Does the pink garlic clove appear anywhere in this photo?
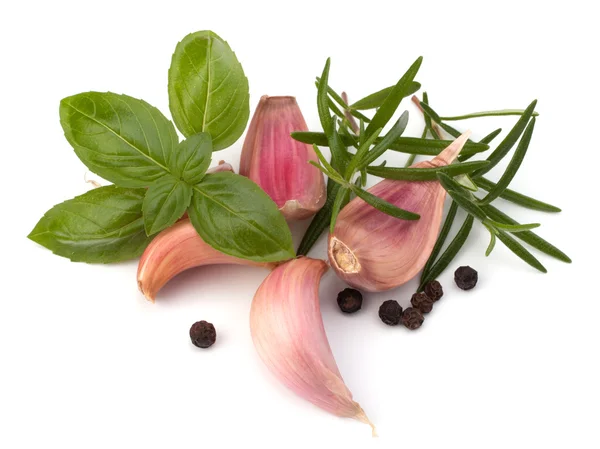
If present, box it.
[250,257,375,434]
[328,132,472,292]
[137,219,272,301]
[240,95,326,220]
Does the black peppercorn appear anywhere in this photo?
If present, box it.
[401,307,424,330]
[189,321,216,348]
[411,292,434,313]
[424,280,444,301]
[337,288,363,313]
[454,266,478,290]
[378,300,403,326]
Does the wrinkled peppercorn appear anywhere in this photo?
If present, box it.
[337,288,363,313]
[411,292,434,313]
[378,300,403,326]
[454,266,478,290]
[424,280,444,301]
[189,321,216,348]
[402,307,424,330]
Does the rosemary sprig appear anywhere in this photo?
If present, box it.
[420,201,458,284]
[351,186,420,220]
[315,77,371,123]
[495,230,547,273]
[367,160,490,181]
[470,100,537,178]
[478,117,535,205]
[475,177,561,212]
[350,81,421,110]
[418,214,474,291]
[364,56,422,139]
[479,128,503,145]
[482,204,571,263]
[291,132,490,156]
[440,109,540,121]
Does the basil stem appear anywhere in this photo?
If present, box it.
[418,214,474,291]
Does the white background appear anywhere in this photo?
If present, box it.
[1,1,599,448]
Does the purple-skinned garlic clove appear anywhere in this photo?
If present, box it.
[328,132,472,292]
[240,96,326,220]
[250,257,375,434]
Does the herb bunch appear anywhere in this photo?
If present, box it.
[28,31,295,264]
[293,57,570,280]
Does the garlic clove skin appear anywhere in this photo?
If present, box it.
[329,132,471,292]
[250,257,375,434]
[137,219,271,302]
[209,160,234,174]
[240,95,326,220]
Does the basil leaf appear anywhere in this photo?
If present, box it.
[188,172,295,262]
[60,92,178,188]
[28,186,152,263]
[168,31,249,150]
[143,175,193,235]
[168,132,213,185]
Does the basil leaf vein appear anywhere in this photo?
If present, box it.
[143,175,193,235]
[168,31,250,150]
[60,92,178,187]
[28,186,152,263]
[188,172,295,262]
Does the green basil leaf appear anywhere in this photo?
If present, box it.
[168,132,213,185]
[168,31,249,150]
[143,175,193,235]
[60,92,179,188]
[188,172,295,262]
[28,186,152,263]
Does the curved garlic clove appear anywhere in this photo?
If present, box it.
[328,132,471,292]
[137,219,270,301]
[209,160,234,174]
[250,257,375,433]
[240,95,326,220]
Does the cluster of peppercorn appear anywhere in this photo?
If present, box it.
[336,265,479,330]
[190,266,479,349]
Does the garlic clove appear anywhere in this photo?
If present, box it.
[240,96,326,220]
[137,219,271,301]
[329,132,471,292]
[250,257,375,434]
